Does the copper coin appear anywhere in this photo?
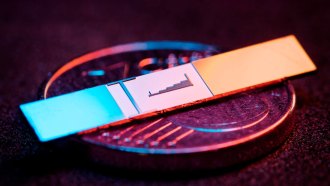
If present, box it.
[42,41,295,171]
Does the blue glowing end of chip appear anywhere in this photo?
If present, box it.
[20,85,124,142]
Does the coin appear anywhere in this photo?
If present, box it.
[42,41,295,171]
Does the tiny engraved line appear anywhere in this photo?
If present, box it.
[127,118,163,139]
[116,125,134,136]
[156,126,182,142]
[143,122,172,140]
[171,129,194,143]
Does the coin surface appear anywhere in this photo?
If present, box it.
[42,41,295,171]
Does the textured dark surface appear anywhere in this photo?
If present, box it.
[0,0,329,185]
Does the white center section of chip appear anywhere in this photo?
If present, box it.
[106,84,139,118]
[123,64,213,113]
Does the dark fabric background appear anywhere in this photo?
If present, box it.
[0,0,329,185]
